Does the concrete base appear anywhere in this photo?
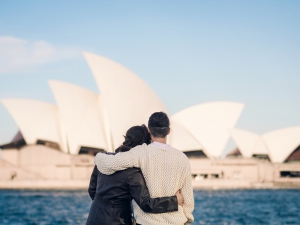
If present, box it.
[0,180,90,190]
[1,147,300,190]
[192,179,300,189]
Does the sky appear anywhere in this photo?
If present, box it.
[0,1,299,155]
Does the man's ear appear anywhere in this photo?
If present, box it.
[167,128,171,135]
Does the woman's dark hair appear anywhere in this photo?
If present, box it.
[115,124,151,153]
[148,112,170,138]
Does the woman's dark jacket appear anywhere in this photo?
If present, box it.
[86,165,178,225]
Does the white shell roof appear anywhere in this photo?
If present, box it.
[252,137,269,155]
[230,127,300,163]
[229,129,260,158]
[263,127,300,163]
[1,99,66,152]
[48,80,108,155]
[9,53,294,160]
[169,120,203,153]
[172,101,244,158]
[83,52,167,148]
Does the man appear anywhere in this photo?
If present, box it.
[95,112,194,225]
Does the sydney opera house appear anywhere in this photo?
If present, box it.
[0,52,300,189]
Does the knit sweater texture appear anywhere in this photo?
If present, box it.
[95,143,194,225]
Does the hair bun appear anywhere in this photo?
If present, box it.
[116,125,151,153]
[148,112,170,128]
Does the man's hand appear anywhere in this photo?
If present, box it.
[176,190,184,206]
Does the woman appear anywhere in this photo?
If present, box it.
[87,125,183,225]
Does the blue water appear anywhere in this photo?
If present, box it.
[1,189,300,225]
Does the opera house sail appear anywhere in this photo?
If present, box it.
[0,52,300,189]
[1,99,65,152]
[83,52,168,150]
[48,80,108,155]
[229,127,300,163]
[172,102,244,158]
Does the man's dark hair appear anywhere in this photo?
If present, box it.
[148,112,170,138]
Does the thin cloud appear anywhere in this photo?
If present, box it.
[0,36,81,74]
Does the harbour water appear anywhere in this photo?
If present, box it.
[1,189,300,225]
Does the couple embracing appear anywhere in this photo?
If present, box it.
[86,112,194,225]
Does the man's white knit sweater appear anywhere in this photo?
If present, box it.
[95,142,194,225]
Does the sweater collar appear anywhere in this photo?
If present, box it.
[151,141,172,149]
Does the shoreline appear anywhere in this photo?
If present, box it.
[1,180,300,190]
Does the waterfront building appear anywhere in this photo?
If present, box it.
[0,52,300,189]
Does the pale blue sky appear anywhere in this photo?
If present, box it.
[0,1,299,155]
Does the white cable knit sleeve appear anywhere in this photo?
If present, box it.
[181,159,194,223]
[94,145,143,175]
